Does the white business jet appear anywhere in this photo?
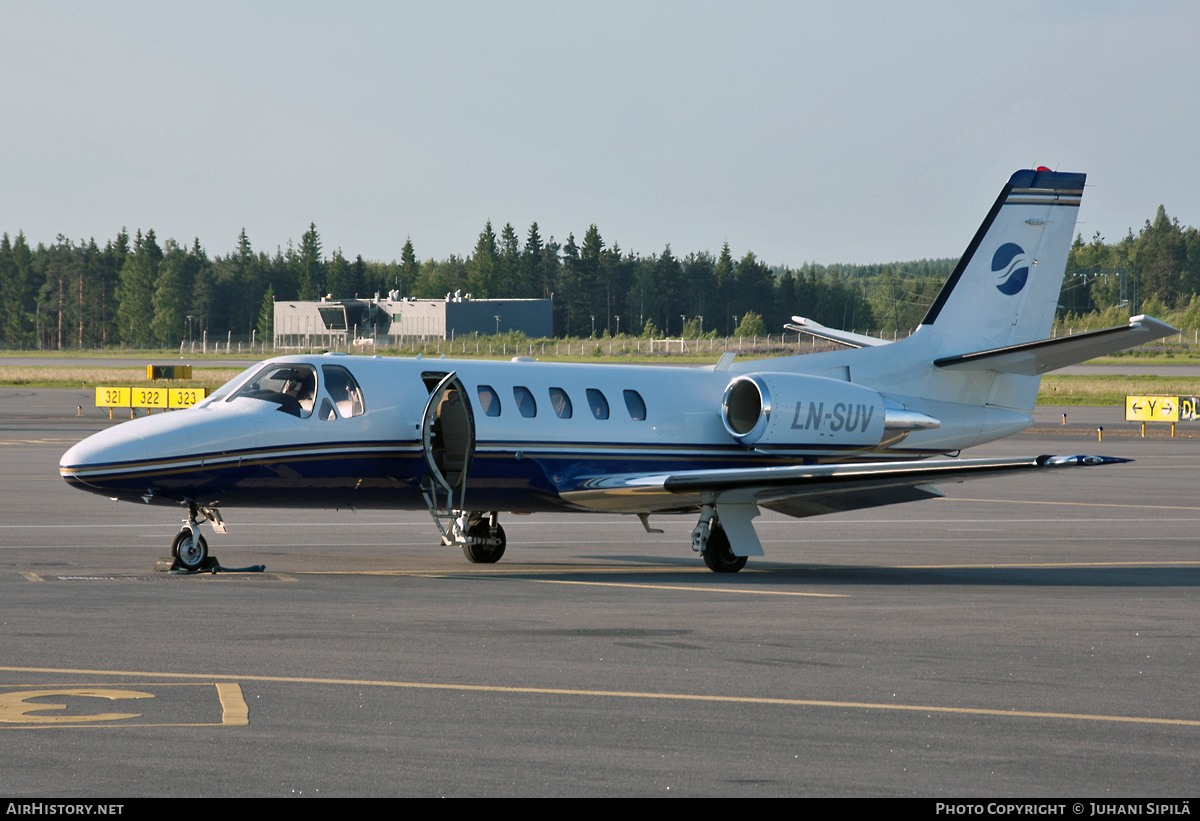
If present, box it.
[60,169,1174,572]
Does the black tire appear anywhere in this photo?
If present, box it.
[701,524,747,573]
[172,529,209,571]
[461,521,506,564]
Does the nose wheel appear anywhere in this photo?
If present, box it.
[171,528,209,571]
[168,502,223,572]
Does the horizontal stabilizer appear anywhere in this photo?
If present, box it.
[559,454,1129,515]
[785,316,891,349]
[933,315,1177,375]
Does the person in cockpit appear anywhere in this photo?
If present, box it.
[279,368,316,417]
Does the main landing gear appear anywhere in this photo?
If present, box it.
[700,524,748,573]
[690,504,752,573]
[462,514,506,564]
[424,508,506,564]
[170,502,224,572]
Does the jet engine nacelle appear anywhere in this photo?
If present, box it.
[721,372,888,448]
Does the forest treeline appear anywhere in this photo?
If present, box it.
[1,204,1196,350]
[1057,205,1200,329]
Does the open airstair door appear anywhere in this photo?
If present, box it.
[419,371,505,563]
[421,372,476,504]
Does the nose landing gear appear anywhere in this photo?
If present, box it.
[171,528,209,571]
[169,503,224,572]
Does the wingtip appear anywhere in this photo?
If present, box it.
[1037,454,1133,467]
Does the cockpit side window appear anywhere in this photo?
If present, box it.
[322,365,365,418]
[228,363,318,418]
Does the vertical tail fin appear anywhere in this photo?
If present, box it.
[916,168,1084,355]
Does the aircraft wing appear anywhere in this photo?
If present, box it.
[933,315,1176,375]
[556,454,1128,516]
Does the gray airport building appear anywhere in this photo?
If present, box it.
[273,293,553,347]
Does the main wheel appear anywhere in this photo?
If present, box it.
[462,521,506,564]
[171,529,209,571]
[701,524,747,573]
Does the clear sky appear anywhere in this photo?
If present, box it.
[3,1,1197,269]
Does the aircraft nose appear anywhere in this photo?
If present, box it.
[59,414,193,498]
[60,427,149,498]
[61,426,149,471]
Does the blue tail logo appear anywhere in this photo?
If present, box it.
[993,243,1029,295]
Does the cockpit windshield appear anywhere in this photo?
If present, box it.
[194,363,260,409]
[228,363,318,418]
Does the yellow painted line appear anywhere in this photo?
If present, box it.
[215,682,249,726]
[516,577,845,597]
[300,565,806,576]
[16,573,298,583]
[946,497,1200,512]
[298,568,844,597]
[0,438,82,446]
[893,560,1200,570]
[0,666,1194,729]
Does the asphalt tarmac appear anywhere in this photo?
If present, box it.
[1,391,1198,797]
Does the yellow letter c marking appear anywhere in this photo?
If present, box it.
[0,688,154,723]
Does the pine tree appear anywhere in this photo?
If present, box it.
[497,223,520,296]
[1135,206,1188,307]
[117,230,158,347]
[399,239,419,295]
[325,249,353,298]
[468,221,498,297]
[257,284,275,342]
[715,242,735,334]
[1,233,36,348]
[152,243,188,346]
[520,222,544,299]
[655,245,683,335]
[579,225,604,336]
[558,233,579,337]
[298,223,323,300]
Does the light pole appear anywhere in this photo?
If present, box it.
[614,315,620,336]
[494,316,500,335]
[591,315,595,337]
